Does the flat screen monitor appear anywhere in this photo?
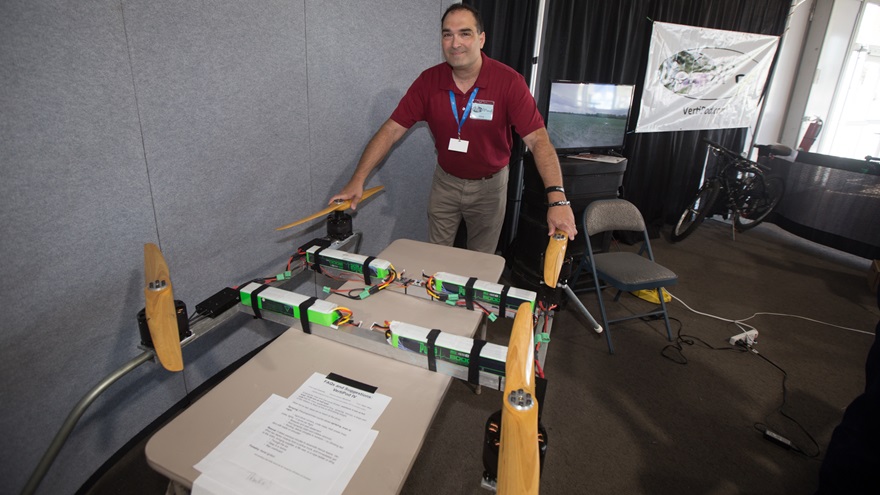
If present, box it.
[545,81,635,155]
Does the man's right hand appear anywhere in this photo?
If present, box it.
[330,119,406,210]
[329,182,364,209]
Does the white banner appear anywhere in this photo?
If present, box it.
[634,22,779,133]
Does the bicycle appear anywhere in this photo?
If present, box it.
[670,138,790,242]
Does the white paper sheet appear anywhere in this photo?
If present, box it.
[193,373,389,495]
[194,431,377,495]
[194,395,295,495]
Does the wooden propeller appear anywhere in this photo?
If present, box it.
[275,185,385,231]
[497,302,540,495]
[543,230,568,288]
[143,243,184,372]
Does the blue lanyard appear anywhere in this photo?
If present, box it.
[449,88,479,140]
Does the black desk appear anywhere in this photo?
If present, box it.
[763,152,880,259]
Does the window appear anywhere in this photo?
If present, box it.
[800,0,880,159]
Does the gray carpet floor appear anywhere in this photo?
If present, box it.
[86,219,879,494]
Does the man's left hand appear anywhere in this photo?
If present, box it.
[547,205,577,240]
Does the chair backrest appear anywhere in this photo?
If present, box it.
[583,199,646,236]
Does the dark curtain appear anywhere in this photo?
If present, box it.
[479,0,791,229]
[467,0,541,250]
[468,0,540,78]
[468,0,540,166]
[539,0,790,227]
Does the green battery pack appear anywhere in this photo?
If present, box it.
[387,321,508,376]
[305,247,393,281]
[239,283,341,327]
[432,272,536,318]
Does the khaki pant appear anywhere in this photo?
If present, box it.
[427,164,508,254]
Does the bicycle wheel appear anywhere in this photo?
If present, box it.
[735,176,785,231]
[671,180,721,242]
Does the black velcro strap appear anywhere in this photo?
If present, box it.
[464,277,478,311]
[468,339,488,384]
[425,329,441,372]
[362,256,376,285]
[298,297,318,334]
[310,247,326,274]
[249,284,272,319]
[498,285,510,319]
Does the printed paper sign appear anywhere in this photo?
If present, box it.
[635,22,779,133]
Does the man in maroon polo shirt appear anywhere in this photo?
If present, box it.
[330,3,576,254]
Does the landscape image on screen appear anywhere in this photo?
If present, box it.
[546,82,634,152]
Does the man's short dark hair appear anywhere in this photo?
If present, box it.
[441,3,484,33]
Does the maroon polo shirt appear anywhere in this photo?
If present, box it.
[390,52,545,180]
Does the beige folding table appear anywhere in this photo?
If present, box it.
[145,239,506,494]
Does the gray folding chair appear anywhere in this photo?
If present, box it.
[571,199,677,354]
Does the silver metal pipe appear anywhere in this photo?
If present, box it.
[561,284,603,334]
[21,351,155,495]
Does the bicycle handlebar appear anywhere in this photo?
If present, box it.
[702,138,737,158]
[702,138,755,165]
[702,138,792,159]
[702,138,774,173]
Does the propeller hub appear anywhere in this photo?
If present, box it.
[507,388,534,411]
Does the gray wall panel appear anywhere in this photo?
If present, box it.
[0,1,185,493]
[306,0,444,256]
[1,0,443,493]
[123,0,316,390]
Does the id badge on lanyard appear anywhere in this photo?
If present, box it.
[448,88,478,153]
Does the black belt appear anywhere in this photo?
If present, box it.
[443,166,506,181]
[464,172,495,180]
